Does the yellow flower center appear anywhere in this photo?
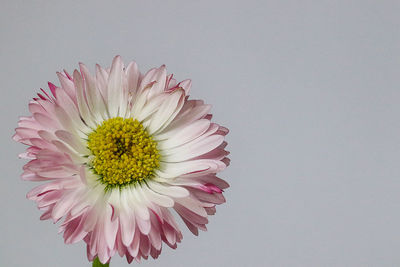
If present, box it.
[87,117,160,187]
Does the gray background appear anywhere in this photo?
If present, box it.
[0,0,399,266]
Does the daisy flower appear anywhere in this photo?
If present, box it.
[13,56,230,265]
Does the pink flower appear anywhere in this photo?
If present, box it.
[14,56,230,264]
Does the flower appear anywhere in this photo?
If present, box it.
[13,56,230,264]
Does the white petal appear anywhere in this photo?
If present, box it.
[125,187,150,221]
[177,79,192,94]
[146,89,184,134]
[107,56,125,117]
[53,105,89,138]
[126,61,140,99]
[156,104,211,140]
[55,130,89,155]
[175,197,207,217]
[129,87,150,120]
[57,72,76,102]
[147,65,166,99]
[156,159,225,179]
[151,91,185,135]
[80,63,107,123]
[104,204,118,249]
[136,93,168,122]
[156,119,210,150]
[127,228,140,257]
[33,112,58,130]
[147,181,189,198]
[119,206,136,246]
[139,66,166,99]
[73,70,96,128]
[95,64,109,105]
[142,185,174,207]
[51,189,81,221]
[51,140,86,164]
[162,135,224,162]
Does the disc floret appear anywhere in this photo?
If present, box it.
[87,117,160,187]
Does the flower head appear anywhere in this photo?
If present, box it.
[14,56,230,264]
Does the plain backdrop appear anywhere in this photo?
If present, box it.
[1,1,400,266]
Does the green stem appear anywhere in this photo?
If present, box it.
[92,257,110,267]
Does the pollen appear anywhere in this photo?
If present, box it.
[87,117,160,187]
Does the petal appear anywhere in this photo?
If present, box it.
[107,55,125,117]
[55,130,89,155]
[156,119,210,150]
[146,89,184,134]
[139,65,166,99]
[57,72,76,103]
[162,135,224,162]
[126,61,140,99]
[73,70,96,128]
[156,103,211,140]
[147,181,189,198]
[96,64,109,102]
[80,63,107,122]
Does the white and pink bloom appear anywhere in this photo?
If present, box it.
[14,56,230,264]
